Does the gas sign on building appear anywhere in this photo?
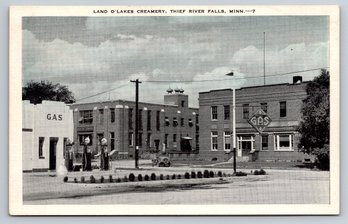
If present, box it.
[248,109,272,133]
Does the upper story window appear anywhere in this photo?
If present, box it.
[181,100,185,107]
[128,108,133,130]
[211,106,218,120]
[261,103,268,113]
[280,101,287,117]
[243,104,249,119]
[110,108,115,123]
[173,117,178,127]
[79,110,93,124]
[138,109,143,130]
[156,111,161,131]
[181,118,184,127]
[224,105,230,120]
[147,110,152,131]
[98,109,104,124]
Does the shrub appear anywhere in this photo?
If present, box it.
[109,175,113,183]
[184,172,190,179]
[123,176,128,182]
[90,175,96,183]
[144,175,150,181]
[151,173,156,181]
[171,174,176,180]
[129,173,135,182]
[313,146,330,170]
[63,176,68,182]
[159,174,164,180]
[197,171,203,178]
[166,175,170,180]
[203,170,210,178]
[116,178,121,183]
[177,174,181,179]
[235,171,247,177]
[209,171,214,178]
[138,174,143,181]
[217,171,222,177]
[223,173,226,177]
[191,171,196,179]
[254,170,260,175]
[81,176,85,183]
[259,169,266,175]
[74,177,78,183]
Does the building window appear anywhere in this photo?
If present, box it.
[165,116,170,126]
[165,134,168,147]
[156,111,161,131]
[211,106,218,120]
[224,131,231,151]
[110,132,115,151]
[98,109,104,124]
[79,110,93,124]
[211,131,218,151]
[181,118,184,127]
[128,108,133,130]
[78,134,93,146]
[195,134,199,151]
[147,133,151,148]
[138,133,143,147]
[188,118,193,127]
[261,134,268,150]
[173,134,177,142]
[243,104,249,119]
[147,110,152,131]
[261,103,267,113]
[128,132,133,146]
[224,105,230,120]
[280,101,287,117]
[181,100,185,107]
[196,114,199,124]
[138,109,143,130]
[173,117,178,127]
[38,137,44,158]
[110,108,115,123]
[275,134,294,151]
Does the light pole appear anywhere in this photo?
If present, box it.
[226,72,237,173]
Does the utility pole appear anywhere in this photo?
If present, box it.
[130,79,142,169]
[263,32,266,86]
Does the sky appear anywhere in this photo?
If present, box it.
[22,16,329,107]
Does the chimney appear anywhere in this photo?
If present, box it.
[293,76,302,84]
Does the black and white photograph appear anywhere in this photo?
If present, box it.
[9,5,339,215]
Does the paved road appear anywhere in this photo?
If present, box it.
[24,167,329,205]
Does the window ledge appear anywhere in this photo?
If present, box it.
[39,156,45,159]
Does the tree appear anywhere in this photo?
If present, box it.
[22,80,76,104]
[298,69,330,170]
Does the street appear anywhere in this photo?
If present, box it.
[23,160,329,205]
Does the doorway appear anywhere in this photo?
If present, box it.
[154,139,160,152]
[49,137,58,170]
[238,135,255,156]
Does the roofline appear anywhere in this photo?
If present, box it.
[199,81,309,94]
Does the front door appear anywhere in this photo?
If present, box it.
[154,140,160,152]
[49,137,58,170]
[238,135,255,157]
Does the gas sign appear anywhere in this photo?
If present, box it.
[248,109,272,133]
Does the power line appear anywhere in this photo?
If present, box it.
[75,83,129,102]
[142,67,329,83]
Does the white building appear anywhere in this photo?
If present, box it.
[22,100,73,171]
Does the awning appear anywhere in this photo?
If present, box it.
[181,137,192,140]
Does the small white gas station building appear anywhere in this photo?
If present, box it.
[22,100,73,172]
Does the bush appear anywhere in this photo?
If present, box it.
[144,175,150,181]
[74,177,78,183]
[151,173,156,181]
[177,174,181,179]
[209,171,214,178]
[253,170,259,175]
[159,174,164,180]
[100,176,104,183]
[109,175,113,183]
[223,173,226,177]
[184,172,190,179]
[235,171,247,176]
[129,173,135,182]
[313,146,330,170]
[217,171,222,177]
[197,171,203,178]
[166,175,170,180]
[191,171,196,179]
[171,174,176,180]
[203,170,210,178]
[90,175,96,183]
[259,169,266,175]
[63,176,68,182]
[116,178,121,183]
[123,176,128,182]
[138,174,143,181]
[81,176,85,183]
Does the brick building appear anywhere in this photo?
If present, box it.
[70,89,199,159]
[198,78,311,162]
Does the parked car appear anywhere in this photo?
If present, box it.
[152,155,171,167]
